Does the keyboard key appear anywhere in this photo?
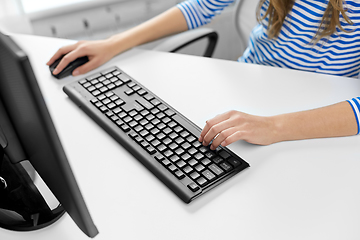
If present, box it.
[168,121,177,128]
[120,124,131,132]
[139,130,149,137]
[180,131,190,138]
[151,99,161,106]
[99,86,109,93]
[188,159,198,166]
[156,112,166,119]
[118,74,131,83]
[201,158,211,166]
[169,143,178,150]
[205,151,216,159]
[151,139,161,147]
[174,126,183,133]
[158,104,168,111]
[162,159,171,166]
[196,177,208,187]
[188,148,197,155]
[194,153,204,160]
[188,183,200,192]
[181,142,191,150]
[168,164,177,172]
[137,89,147,96]
[212,156,223,164]
[128,132,138,139]
[125,89,135,95]
[190,172,200,180]
[175,148,185,156]
[163,138,172,145]
[192,141,202,148]
[186,135,196,143]
[150,128,160,135]
[145,135,155,142]
[146,146,156,155]
[165,109,175,117]
[127,82,136,88]
[188,182,200,192]
[219,150,231,159]
[105,92,114,97]
[181,153,191,161]
[220,162,233,172]
[176,160,186,168]
[136,98,154,110]
[175,170,185,180]
[163,150,173,158]
[151,108,160,115]
[202,170,216,181]
[208,164,224,176]
[183,166,193,174]
[144,94,154,101]
[175,137,185,144]
[132,85,141,91]
[227,158,242,167]
[157,144,167,152]
[170,155,180,163]
[169,132,178,140]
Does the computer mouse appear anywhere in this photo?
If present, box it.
[49,55,89,79]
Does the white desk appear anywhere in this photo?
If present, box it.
[1,34,360,240]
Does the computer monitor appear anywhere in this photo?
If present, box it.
[0,32,98,238]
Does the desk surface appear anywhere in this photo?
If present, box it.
[1,34,360,240]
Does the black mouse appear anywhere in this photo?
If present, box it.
[49,55,89,79]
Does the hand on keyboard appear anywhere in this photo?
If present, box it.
[199,110,279,148]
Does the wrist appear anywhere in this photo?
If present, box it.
[269,115,287,143]
[105,35,128,57]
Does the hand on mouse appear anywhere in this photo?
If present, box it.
[199,110,279,148]
[47,39,118,76]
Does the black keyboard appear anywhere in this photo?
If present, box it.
[63,67,249,203]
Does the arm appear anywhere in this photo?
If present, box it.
[199,101,359,149]
[47,7,188,76]
[47,0,235,76]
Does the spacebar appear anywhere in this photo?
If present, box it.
[172,115,201,138]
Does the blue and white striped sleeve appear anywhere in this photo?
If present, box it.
[347,97,360,134]
[177,0,235,30]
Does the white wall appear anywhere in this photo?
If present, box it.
[0,0,244,61]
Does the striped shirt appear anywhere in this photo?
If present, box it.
[177,0,360,134]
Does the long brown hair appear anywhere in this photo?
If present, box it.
[256,0,353,42]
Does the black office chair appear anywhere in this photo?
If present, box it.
[153,0,258,58]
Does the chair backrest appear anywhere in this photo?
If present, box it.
[233,0,259,53]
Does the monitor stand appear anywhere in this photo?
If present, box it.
[0,145,65,231]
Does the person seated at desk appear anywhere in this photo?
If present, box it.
[47,0,360,148]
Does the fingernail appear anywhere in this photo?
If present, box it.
[202,141,207,146]
[73,70,80,76]
[210,145,215,150]
[198,136,203,142]
[53,69,59,74]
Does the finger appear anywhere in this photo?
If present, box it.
[220,131,244,147]
[72,58,100,76]
[52,50,84,75]
[209,127,238,150]
[199,111,232,142]
[46,44,77,66]
[202,118,235,146]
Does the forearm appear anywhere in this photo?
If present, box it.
[107,7,188,56]
[273,101,358,142]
